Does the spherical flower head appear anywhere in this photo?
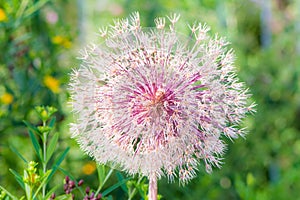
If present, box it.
[69,12,255,184]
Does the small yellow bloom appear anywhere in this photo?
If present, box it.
[1,93,13,104]
[52,35,72,48]
[62,39,72,48]
[0,8,7,22]
[52,35,64,44]
[82,162,96,175]
[43,75,60,93]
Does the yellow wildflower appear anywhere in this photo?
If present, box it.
[62,39,72,48]
[52,35,72,48]
[43,75,60,93]
[82,162,96,175]
[0,8,7,22]
[52,35,64,44]
[1,93,13,104]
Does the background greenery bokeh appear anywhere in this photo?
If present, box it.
[1,0,300,199]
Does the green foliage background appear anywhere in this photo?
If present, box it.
[1,0,300,199]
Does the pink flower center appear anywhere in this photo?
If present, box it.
[146,89,166,119]
[130,86,173,126]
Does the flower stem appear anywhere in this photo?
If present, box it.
[128,176,144,200]
[95,168,114,195]
[148,174,157,200]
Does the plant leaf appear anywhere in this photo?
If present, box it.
[116,172,128,193]
[54,194,73,200]
[32,170,51,199]
[24,170,31,200]
[97,164,106,188]
[45,185,60,199]
[9,169,25,189]
[107,195,113,200]
[46,132,59,162]
[47,147,70,182]
[24,0,51,18]
[101,177,131,197]
[28,130,42,161]
[9,146,27,163]
[58,167,84,195]
[0,186,18,200]
[23,120,40,134]
[58,167,77,181]
[48,116,56,128]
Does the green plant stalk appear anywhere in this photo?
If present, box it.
[24,171,32,200]
[24,0,51,18]
[0,186,18,200]
[32,170,51,199]
[42,120,47,198]
[16,0,29,18]
[26,185,32,200]
[128,176,144,200]
[95,168,114,195]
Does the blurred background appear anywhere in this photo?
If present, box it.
[0,0,300,199]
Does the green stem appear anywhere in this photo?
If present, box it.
[95,168,114,195]
[16,0,29,18]
[128,176,144,200]
[29,186,32,200]
[42,120,47,198]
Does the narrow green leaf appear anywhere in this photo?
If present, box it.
[97,164,106,188]
[9,146,27,163]
[107,195,113,200]
[32,170,51,199]
[45,185,60,199]
[58,167,77,181]
[9,169,25,189]
[23,120,40,134]
[24,0,51,18]
[58,167,84,195]
[46,132,59,162]
[15,0,29,18]
[48,116,56,128]
[0,186,18,200]
[102,177,131,197]
[47,147,70,182]
[28,130,42,161]
[24,171,31,200]
[96,167,114,195]
[54,194,73,200]
[116,172,128,193]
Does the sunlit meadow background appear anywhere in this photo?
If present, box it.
[0,0,300,199]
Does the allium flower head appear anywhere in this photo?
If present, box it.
[69,12,255,184]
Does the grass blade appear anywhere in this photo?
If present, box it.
[58,167,84,195]
[47,147,70,182]
[45,184,60,199]
[24,0,51,18]
[116,172,128,193]
[0,186,18,200]
[23,120,40,134]
[48,116,56,128]
[101,177,131,197]
[28,130,42,161]
[97,164,106,188]
[9,169,25,189]
[9,146,27,163]
[32,170,51,199]
[46,132,59,162]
